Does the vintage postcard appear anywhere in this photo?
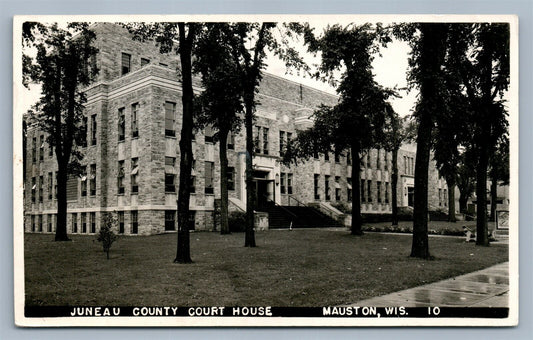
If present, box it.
[13,14,519,327]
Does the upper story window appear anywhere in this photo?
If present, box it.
[118,108,125,142]
[227,167,235,191]
[205,161,214,194]
[131,157,139,194]
[117,161,125,195]
[81,117,88,147]
[254,126,269,155]
[204,125,215,143]
[131,103,139,138]
[121,53,131,75]
[165,102,176,137]
[141,58,150,67]
[90,164,96,196]
[227,132,235,150]
[39,135,44,161]
[32,137,36,163]
[91,114,97,145]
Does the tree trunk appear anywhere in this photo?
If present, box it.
[174,23,195,263]
[244,98,256,247]
[475,146,490,246]
[219,129,230,234]
[447,179,456,222]
[410,23,448,259]
[54,164,70,241]
[350,142,363,235]
[391,147,399,226]
[489,174,498,222]
[459,191,469,214]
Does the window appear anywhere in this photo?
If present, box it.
[90,164,96,196]
[313,144,319,160]
[90,212,96,233]
[205,161,214,194]
[130,103,139,138]
[404,156,408,174]
[159,62,168,67]
[335,176,341,201]
[81,213,87,233]
[165,210,175,231]
[48,172,53,200]
[204,125,215,143]
[385,182,390,203]
[280,131,285,155]
[254,126,269,154]
[262,127,269,154]
[335,149,341,163]
[31,215,35,232]
[81,117,88,147]
[227,132,235,150]
[118,108,125,141]
[361,179,366,203]
[366,153,371,168]
[287,173,293,195]
[91,114,97,145]
[314,174,320,200]
[367,180,372,202]
[324,152,329,162]
[49,140,53,157]
[325,175,331,201]
[280,172,286,194]
[32,137,36,163]
[39,135,44,161]
[444,189,448,207]
[165,174,175,193]
[117,161,125,194]
[377,181,382,203]
[347,178,352,202]
[131,158,138,194]
[54,171,57,199]
[48,214,53,232]
[347,150,352,165]
[81,166,87,197]
[377,149,381,169]
[38,215,43,232]
[227,167,235,191]
[131,210,138,234]
[121,52,131,75]
[165,102,176,137]
[384,152,388,171]
[118,211,124,234]
[188,211,196,230]
[439,188,442,206]
[31,177,36,203]
[38,176,43,202]
[141,58,150,67]
[165,157,176,193]
[72,213,77,233]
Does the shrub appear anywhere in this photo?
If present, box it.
[97,213,118,260]
[228,211,246,232]
[331,202,352,214]
[429,209,449,221]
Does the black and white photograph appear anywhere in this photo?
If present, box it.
[13,14,518,327]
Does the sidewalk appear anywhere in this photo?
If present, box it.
[348,262,509,307]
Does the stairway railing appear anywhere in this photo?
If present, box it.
[288,195,306,207]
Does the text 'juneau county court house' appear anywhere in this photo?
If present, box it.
[24,23,506,235]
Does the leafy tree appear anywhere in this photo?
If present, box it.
[97,213,118,260]
[126,22,200,263]
[394,23,450,259]
[381,109,416,226]
[489,137,509,221]
[285,23,393,235]
[457,23,510,246]
[194,24,245,235]
[456,148,477,215]
[220,23,307,247]
[23,22,98,241]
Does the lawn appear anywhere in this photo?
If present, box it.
[24,229,508,307]
[362,221,497,235]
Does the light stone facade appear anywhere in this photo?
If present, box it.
[24,23,448,235]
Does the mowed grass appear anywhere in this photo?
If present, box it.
[364,221,496,234]
[25,229,508,307]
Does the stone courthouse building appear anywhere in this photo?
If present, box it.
[24,23,450,235]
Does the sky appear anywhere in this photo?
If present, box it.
[20,22,418,118]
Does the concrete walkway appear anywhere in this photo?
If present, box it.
[349,262,509,307]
